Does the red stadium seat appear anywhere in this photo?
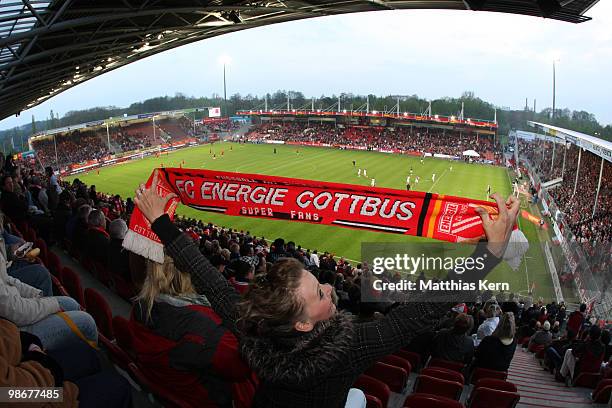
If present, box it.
[365,361,408,393]
[427,358,466,374]
[126,362,196,408]
[84,288,113,339]
[379,354,412,375]
[365,394,383,408]
[45,251,62,277]
[467,387,520,408]
[113,274,137,301]
[395,350,422,372]
[112,316,134,355]
[60,266,85,307]
[50,274,69,297]
[421,367,464,385]
[33,238,48,265]
[353,374,391,408]
[413,375,463,401]
[404,393,465,408]
[92,260,112,287]
[469,367,508,384]
[473,378,516,393]
[592,379,612,403]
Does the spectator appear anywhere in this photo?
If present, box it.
[133,180,518,407]
[108,219,131,282]
[559,325,605,384]
[86,209,109,265]
[133,257,250,407]
[473,312,517,372]
[529,320,553,348]
[545,329,579,374]
[475,301,500,345]
[567,304,587,336]
[0,251,97,351]
[431,313,475,364]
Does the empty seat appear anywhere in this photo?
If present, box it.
[473,378,516,393]
[379,354,412,376]
[354,374,391,408]
[60,266,85,307]
[467,387,520,408]
[84,288,113,339]
[421,367,464,385]
[365,361,408,393]
[427,358,466,374]
[395,350,422,372]
[33,238,48,265]
[470,367,508,384]
[413,375,463,401]
[46,251,62,277]
[404,393,465,408]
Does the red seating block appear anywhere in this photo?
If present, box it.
[354,374,391,408]
[395,350,422,372]
[467,387,520,408]
[413,375,463,401]
[379,354,412,376]
[427,358,466,374]
[470,367,508,384]
[60,266,85,307]
[404,393,465,408]
[365,361,408,393]
[421,367,464,385]
[84,288,113,339]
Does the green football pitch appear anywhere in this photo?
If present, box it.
[67,141,555,301]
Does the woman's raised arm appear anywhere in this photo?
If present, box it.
[134,178,241,333]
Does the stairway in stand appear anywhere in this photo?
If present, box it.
[509,348,602,408]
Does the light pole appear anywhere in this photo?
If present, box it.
[552,59,560,121]
[219,55,231,117]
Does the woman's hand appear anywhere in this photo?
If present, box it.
[133,170,177,224]
[475,193,520,258]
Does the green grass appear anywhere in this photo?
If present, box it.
[68,142,554,300]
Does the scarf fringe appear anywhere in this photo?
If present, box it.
[122,229,164,263]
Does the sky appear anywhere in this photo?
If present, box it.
[1,2,611,131]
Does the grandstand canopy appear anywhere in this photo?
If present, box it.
[0,0,600,121]
[528,121,612,163]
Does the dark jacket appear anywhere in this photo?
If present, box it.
[107,238,130,281]
[86,227,110,265]
[431,328,475,364]
[152,215,500,408]
[474,336,517,372]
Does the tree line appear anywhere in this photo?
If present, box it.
[1,90,610,152]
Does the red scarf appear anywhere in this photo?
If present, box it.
[123,168,501,263]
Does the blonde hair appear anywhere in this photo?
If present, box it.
[136,256,196,322]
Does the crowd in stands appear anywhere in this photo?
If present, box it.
[0,155,133,406]
[521,139,612,250]
[32,130,111,169]
[246,122,501,161]
[1,149,610,407]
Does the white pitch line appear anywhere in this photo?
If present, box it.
[427,169,448,193]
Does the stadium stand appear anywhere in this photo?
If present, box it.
[1,154,609,407]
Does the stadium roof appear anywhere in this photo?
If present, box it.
[528,121,612,163]
[0,0,600,122]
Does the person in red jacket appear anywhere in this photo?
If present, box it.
[567,304,587,336]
